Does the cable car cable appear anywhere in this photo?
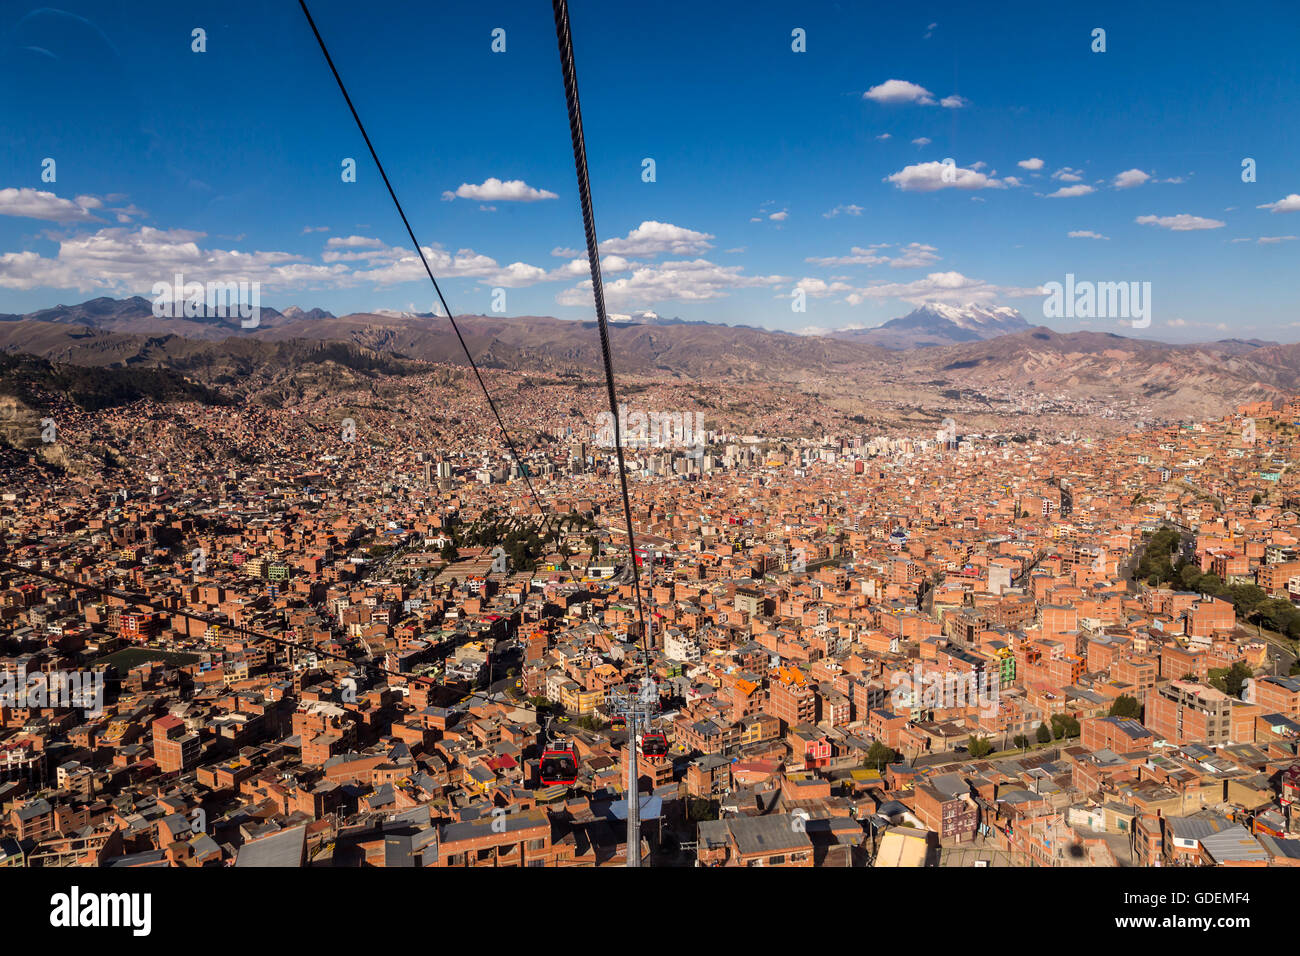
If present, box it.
[550,0,648,661]
[298,0,570,554]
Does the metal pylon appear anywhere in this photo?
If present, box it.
[607,677,658,866]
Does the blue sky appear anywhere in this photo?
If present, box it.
[1,0,1297,342]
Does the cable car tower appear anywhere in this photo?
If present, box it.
[607,677,659,867]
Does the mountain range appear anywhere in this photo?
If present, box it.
[0,297,1295,422]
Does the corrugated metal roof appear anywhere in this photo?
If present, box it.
[234,824,307,867]
[1200,827,1268,863]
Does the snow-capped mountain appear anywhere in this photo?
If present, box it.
[910,302,1027,333]
[830,302,1030,349]
[609,310,712,326]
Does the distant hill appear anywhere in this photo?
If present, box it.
[0,299,885,381]
[2,297,1298,421]
[0,350,230,412]
[0,295,334,338]
[894,326,1300,420]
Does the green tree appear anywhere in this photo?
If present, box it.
[1259,598,1300,635]
[1049,715,1066,740]
[1036,722,1052,744]
[1136,527,1180,585]
[967,735,993,759]
[866,741,897,770]
[1228,584,1266,618]
[687,798,719,823]
[1108,695,1141,719]
[1012,734,1030,751]
[1198,572,1226,596]
[1209,661,1253,697]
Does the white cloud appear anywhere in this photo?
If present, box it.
[1258,194,1300,213]
[485,262,550,287]
[1113,168,1151,189]
[806,245,891,267]
[911,137,932,147]
[1135,213,1226,231]
[1051,167,1084,182]
[550,255,634,279]
[326,235,386,249]
[822,204,864,218]
[864,79,936,105]
[0,204,562,297]
[1046,184,1095,198]
[875,133,892,141]
[556,258,787,309]
[1258,235,1298,244]
[108,203,147,225]
[769,210,788,221]
[887,242,941,268]
[1068,230,1109,240]
[845,270,1043,306]
[440,177,558,202]
[806,242,938,269]
[792,277,854,298]
[862,79,966,109]
[884,161,1005,192]
[0,225,350,292]
[0,187,102,222]
[1017,158,1045,171]
[597,220,715,257]
[350,243,551,287]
